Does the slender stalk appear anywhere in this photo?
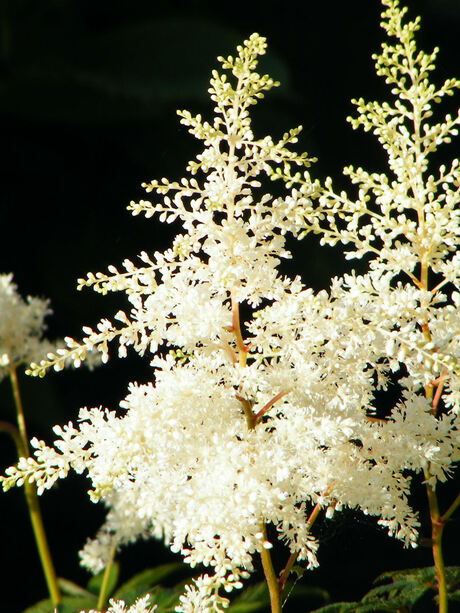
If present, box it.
[96,548,116,611]
[253,389,290,424]
[419,255,453,612]
[441,492,460,524]
[0,420,25,457]
[229,296,281,610]
[8,361,61,607]
[278,491,328,595]
[423,374,453,612]
[278,550,298,596]
[9,360,30,453]
[424,472,448,613]
[259,523,281,613]
[230,288,250,367]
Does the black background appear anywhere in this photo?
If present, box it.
[1,1,459,611]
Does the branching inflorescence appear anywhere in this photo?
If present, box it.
[2,2,459,611]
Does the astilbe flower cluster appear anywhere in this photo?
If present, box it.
[0,273,54,377]
[2,1,459,610]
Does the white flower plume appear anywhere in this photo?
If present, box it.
[2,3,459,611]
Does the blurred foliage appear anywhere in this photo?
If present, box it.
[20,560,329,613]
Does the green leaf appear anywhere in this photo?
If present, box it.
[87,561,120,597]
[310,603,360,613]
[449,589,460,601]
[57,578,95,598]
[113,563,185,602]
[23,595,98,613]
[228,582,270,612]
[445,567,460,583]
[22,600,54,613]
[312,566,460,613]
[363,579,427,602]
[375,566,435,585]
[228,601,268,612]
[147,586,183,612]
[311,601,400,613]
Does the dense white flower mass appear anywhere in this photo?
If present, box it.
[2,2,459,611]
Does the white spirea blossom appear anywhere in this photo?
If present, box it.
[2,3,459,611]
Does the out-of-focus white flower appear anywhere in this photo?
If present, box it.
[0,273,101,380]
[82,595,156,613]
[0,273,53,381]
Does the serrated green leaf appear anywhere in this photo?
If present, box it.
[445,567,460,583]
[448,589,460,601]
[313,566,460,613]
[363,579,417,600]
[375,566,434,585]
[353,602,403,613]
[311,601,401,613]
[87,561,120,597]
[310,603,360,613]
[398,583,432,604]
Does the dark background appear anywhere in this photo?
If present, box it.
[1,1,459,611]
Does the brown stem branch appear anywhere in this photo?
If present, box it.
[278,488,330,595]
[441,491,460,524]
[253,389,290,424]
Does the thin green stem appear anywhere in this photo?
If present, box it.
[419,253,451,613]
[424,471,447,613]
[278,491,328,596]
[441,492,460,524]
[9,359,30,453]
[259,523,281,613]
[8,361,61,607]
[278,550,298,596]
[97,548,116,611]
[0,420,26,457]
